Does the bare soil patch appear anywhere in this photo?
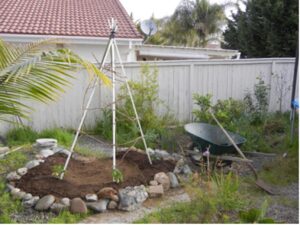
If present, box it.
[16,151,175,199]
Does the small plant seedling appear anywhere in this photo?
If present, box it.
[112,168,123,183]
[52,164,65,178]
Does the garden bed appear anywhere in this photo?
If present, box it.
[15,151,176,199]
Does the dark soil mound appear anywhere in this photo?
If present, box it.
[16,151,175,198]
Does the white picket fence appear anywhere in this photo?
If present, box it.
[0,58,297,133]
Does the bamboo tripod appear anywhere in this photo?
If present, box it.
[60,19,152,180]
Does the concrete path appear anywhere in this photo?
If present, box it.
[80,189,190,224]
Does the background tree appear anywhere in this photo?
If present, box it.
[222,0,299,57]
[0,39,110,122]
[146,0,227,47]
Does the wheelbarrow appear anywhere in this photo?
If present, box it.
[184,123,246,155]
[184,112,275,195]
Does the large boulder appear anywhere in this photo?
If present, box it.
[70,198,87,214]
[35,195,55,211]
[118,185,148,211]
[154,172,170,191]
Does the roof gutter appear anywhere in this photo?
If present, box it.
[0,33,143,45]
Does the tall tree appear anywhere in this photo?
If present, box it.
[223,0,299,57]
[147,0,226,47]
[0,39,110,122]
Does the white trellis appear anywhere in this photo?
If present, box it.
[60,19,152,180]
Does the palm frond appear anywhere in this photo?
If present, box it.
[0,38,110,121]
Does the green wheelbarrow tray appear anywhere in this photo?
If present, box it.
[184,123,246,155]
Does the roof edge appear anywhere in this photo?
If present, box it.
[0,33,143,45]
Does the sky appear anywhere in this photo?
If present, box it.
[119,0,235,21]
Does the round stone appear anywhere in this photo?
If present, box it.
[25,160,40,169]
[6,171,21,181]
[17,167,28,176]
[60,197,71,206]
[86,199,109,213]
[108,200,118,210]
[154,172,171,191]
[70,198,87,214]
[85,194,98,202]
[35,195,55,211]
[40,149,54,158]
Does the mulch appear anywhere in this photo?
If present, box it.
[16,151,175,199]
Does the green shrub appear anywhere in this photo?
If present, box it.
[192,94,245,130]
[5,126,38,146]
[239,200,275,223]
[38,128,74,147]
[0,151,28,174]
[5,127,74,147]
[244,77,270,125]
[95,64,175,149]
[212,172,246,211]
[0,180,23,223]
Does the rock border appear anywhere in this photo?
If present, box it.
[6,140,192,214]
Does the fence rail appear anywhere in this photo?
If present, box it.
[0,58,297,133]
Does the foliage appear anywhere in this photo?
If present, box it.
[239,200,275,223]
[95,64,175,149]
[136,173,248,223]
[112,168,123,183]
[5,127,74,147]
[212,172,246,211]
[0,151,28,174]
[39,128,74,147]
[222,0,298,57]
[0,38,110,122]
[146,0,227,47]
[244,77,270,124]
[0,180,23,223]
[48,210,88,224]
[5,126,39,146]
[51,164,65,178]
[192,93,245,130]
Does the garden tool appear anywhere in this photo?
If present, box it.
[208,108,275,195]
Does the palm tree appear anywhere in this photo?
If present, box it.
[173,0,226,47]
[0,39,110,122]
[148,0,227,47]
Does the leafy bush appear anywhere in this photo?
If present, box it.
[244,77,270,125]
[192,94,245,130]
[5,127,74,147]
[5,126,38,146]
[239,200,275,223]
[0,180,23,223]
[95,64,175,149]
[0,151,28,174]
[212,173,246,211]
[38,128,74,147]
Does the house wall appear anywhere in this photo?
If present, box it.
[0,58,297,134]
